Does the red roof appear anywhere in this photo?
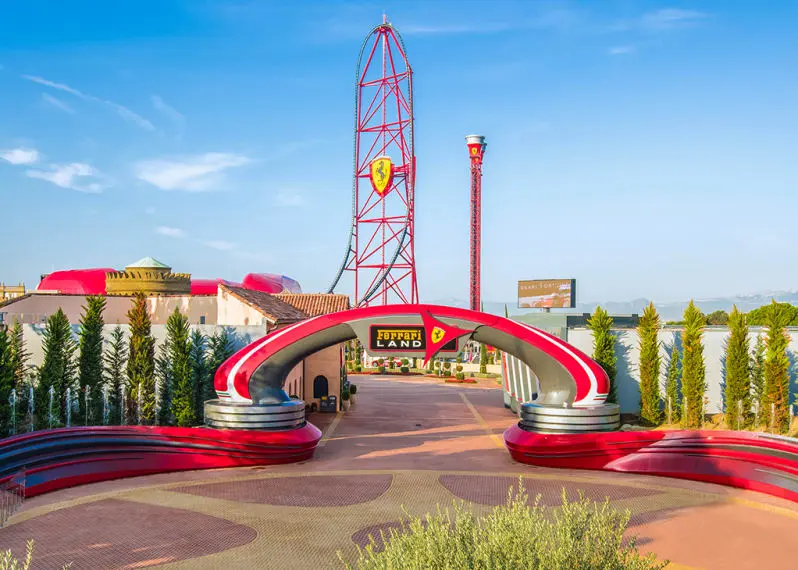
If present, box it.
[37,268,302,296]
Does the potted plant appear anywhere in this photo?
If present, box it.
[349,383,358,404]
[341,387,351,411]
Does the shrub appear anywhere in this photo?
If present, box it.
[340,478,667,570]
[377,366,385,374]
[350,384,358,395]
[401,358,409,366]
[341,388,350,401]
[455,364,463,373]
[637,302,662,425]
[400,366,409,373]
[1,540,73,569]
[455,372,465,380]
[388,358,396,370]
[355,365,362,373]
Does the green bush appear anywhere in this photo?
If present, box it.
[341,388,350,401]
[388,358,396,370]
[455,364,463,373]
[455,372,465,380]
[1,540,72,569]
[340,478,666,570]
[400,366,409,373]
[350,384,358,395]
[401,358,409,366]
[377,366,385,374]
[355,365,362,373]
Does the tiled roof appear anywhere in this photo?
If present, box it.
[221,284,309,324]
[274,293,351,317]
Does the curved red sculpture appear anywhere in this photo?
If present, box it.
[0,424,322,497]
[505,425,798,502]
[214,304,610,406]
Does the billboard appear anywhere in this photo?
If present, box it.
[518,279,576,309]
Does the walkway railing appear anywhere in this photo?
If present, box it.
[0,468,26,527]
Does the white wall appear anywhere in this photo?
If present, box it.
[567,327,798,415]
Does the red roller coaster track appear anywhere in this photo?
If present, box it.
[328,18,418,306]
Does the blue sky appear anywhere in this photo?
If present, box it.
[1,0,797,305]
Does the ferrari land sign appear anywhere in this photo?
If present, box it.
[369,324,457,352]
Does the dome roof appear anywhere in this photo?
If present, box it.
[126,256,170,269]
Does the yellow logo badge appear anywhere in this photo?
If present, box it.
[431,326,445,344]
[471,147,478,155]
[369,156,394,197]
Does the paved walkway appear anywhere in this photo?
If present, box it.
[1,376,796,569]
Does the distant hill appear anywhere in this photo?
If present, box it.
[431,291,798,322]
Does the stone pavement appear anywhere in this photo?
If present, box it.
[1,376,796,569]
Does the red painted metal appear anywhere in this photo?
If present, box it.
[0,423,322,497]
[504,425,798,503]
[467,137,486,312]
[328,20,418,307]
[215,304,609,405]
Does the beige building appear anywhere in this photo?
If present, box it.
[0,282,25,302]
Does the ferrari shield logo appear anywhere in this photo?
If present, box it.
[471,147,478,155]
[369,156,394,197]
[431,326,445,344]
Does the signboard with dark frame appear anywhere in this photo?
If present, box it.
[368,324,458,352]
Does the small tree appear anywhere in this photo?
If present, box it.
[126,293,155,424]
[0,326,13,435]
[479,344,488,374]
[36,308,77,429]
[637,302,662,425]
[750,333,766,427]
[723,305,751,430]
[762,300,791,433]
[208,327,235,383]
[104,326,127,425]
[705,310,729,326]
[77,295,106,425]
[8,319,29,390]
[164,309,193,427]
[587,307,617,403]
[664,339,682,424]
[155,338,172,426]
[190,329,210,420]
[680,301,706,429]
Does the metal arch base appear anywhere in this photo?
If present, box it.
[0,424,322,498]
[504,426,798,503]
[519,402,621,433]
[204,399,306,430]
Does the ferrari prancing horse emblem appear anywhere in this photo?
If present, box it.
[369,156,394,197]
[431,326,445,344]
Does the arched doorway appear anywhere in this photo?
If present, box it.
[313,375,329,399]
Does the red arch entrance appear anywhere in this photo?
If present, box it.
[213,304,609,408]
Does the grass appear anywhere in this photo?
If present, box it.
[1,541,72,570]
[340,478,667,570]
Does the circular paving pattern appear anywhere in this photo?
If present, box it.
[438,474,661,506]
[171,474,394,506]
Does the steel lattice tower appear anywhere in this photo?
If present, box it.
[328,18,418,306]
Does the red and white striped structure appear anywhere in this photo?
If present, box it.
[328,17,418,306]
[213,304,609,406]
[466,135,486,312]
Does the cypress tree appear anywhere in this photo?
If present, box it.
[155,339,172,426]
[664,339,682,424]
[750,334,766,427]
[723,305,751,430]
[0,326,13,435]
[479,344,488,374]
[77,295,106,425]
[762,300,791,433]
[207,328,235,402]
[8,319,29,390]
[190,329,209,421]
[587,306,617,403]
[37,308,77,429]
[637,302,662,425]
[166,309,193,426]
[104,326,127,425]
[126,293,155,424]
[680,301,706,429]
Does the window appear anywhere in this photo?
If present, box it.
[199,315,206,324]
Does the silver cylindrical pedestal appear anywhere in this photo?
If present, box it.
[519,402,621,433]
[204,399,305,430]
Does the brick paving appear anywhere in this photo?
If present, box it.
[1,375,796,570]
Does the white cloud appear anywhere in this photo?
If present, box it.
[274,191,307,208]
[204,240,236,251]
[22,74,155,131]
[152,95,184,125]
[1,148,39,165]
[26,162,111,193]
[41,93,75,114]
[135,152,251,191]
[640,9,708,31]
[156,226,186,239]
[608,45,635,55]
